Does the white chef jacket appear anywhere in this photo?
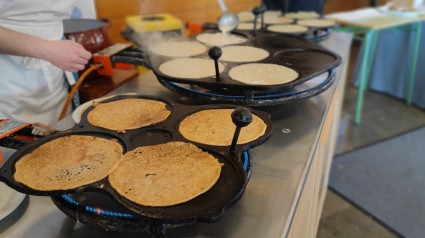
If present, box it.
[0,0,78,126]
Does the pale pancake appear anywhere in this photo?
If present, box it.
[159,58,225,79]
[87,98,171,132]
[237,22,262,31]
[264,15,294,24]
[267,24,309,33]
[14,135,123,191]
[229,63,299,85]
[238,11,255,22]
[149,41,207,57]
[264,10,282,17]
[196,32,247,46]
[297,19,336,28]
[179,109,267,146]
[285,11,320,19]
[220,46,269,62]
[108,141,223,207]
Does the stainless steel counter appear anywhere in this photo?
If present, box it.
[0,32,352,238]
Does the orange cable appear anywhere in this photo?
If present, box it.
[58,64,102,121]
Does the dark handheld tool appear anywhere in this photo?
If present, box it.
[208,46,223,81]
[230,107,253,155]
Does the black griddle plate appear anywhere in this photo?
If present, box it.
[150,30,341,94]
[49,151,253,235]
[244,22,334,42]
[157,68,336,106]
[0,94,272,224]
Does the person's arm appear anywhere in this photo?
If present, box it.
[0,25,92,72]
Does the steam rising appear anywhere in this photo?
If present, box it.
[133,31,190,65]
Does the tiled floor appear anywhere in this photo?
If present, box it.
[317,42,425,237]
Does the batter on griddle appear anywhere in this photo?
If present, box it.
[14,135,123,191]
[109,141,223,207]
[87,98,171,132]
[179,109,267,146]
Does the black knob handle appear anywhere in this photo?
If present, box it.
[208,46,222,81]
[231,107,253,128]
[252,6,266,33]
[230,107,253,155]
[252,6,266,15]
[208,46,222,60]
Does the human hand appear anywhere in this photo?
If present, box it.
[42,40,92,72]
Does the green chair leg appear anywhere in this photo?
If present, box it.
[407,21,421,106]
[355,30,379,124]
[364,30,379,85]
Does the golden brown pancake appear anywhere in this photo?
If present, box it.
[14,135,123,191]
[108,141,223,207]
[229,63,299,85]
[179,109,267,146]
[87,98,171,132]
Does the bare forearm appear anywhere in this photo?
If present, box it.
[0,25,50,60]
[0,25,92,72]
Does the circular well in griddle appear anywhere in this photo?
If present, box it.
[273,48,340,81]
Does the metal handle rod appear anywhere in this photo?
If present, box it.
[230,126,242,155]
[218,0,228,12]
[214,60,220,81]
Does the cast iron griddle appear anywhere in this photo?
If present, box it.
[241,21,335,42]
[49,151,253,235]
[149,30,341,93]
[0,94,272,223]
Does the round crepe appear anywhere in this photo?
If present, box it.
[14,135,123,191]
[179,109,267,146]
[159,58,225,79]
[220,46,269,62]
[264,15,294,24]
[108,141,223,207]
[87,98,171,132]
[229,63,299,85]
[238,11,255,22]
[196,32,247,46]
[297,19,336,28]
[149,41,207,57]
[267,24,309,33]
[285,11,320,19]
[237,22,262,31]
[264,10,282,17]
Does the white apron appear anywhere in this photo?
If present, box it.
[0,0,78,126]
